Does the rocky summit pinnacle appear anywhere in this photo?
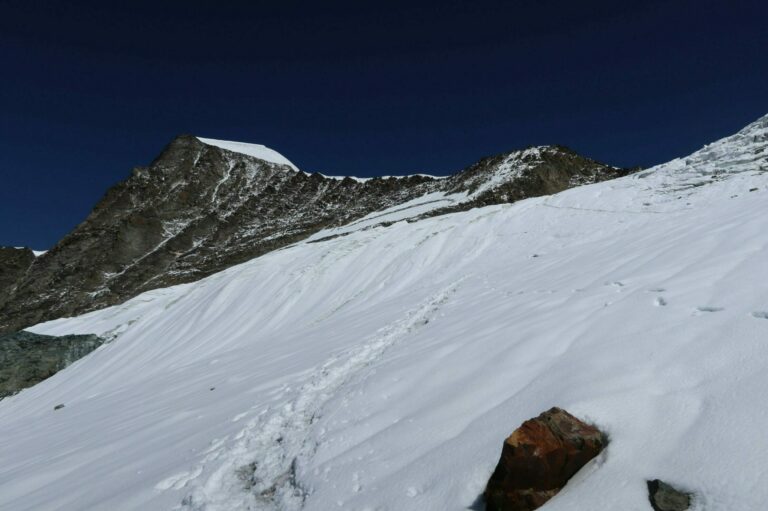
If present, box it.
[0,136,633,333]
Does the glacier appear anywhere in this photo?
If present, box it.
[0,114,766,510]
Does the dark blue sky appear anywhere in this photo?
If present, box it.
[1,0,767,249]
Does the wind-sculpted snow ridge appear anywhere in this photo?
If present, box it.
[196,138,299,170]
[1,113,767,510]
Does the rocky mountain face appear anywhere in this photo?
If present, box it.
[0,331,103,399]
[0,247,35,306]
[0,136,632,333]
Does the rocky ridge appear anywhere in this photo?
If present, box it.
[0,247,35,307]
[0,136,631,332]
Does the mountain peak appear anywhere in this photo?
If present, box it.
[196,137,299,170]
[0,134,629,333]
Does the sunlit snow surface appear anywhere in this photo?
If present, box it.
[1,115,767,510]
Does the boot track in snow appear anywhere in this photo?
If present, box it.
[168,279,464,511]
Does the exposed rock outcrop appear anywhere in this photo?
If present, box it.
[0,137,632,333]
[0,331,104,399]
[0,247,35,306]
[484,407,607,511]
[647,479,692,511]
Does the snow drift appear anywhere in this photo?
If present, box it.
[1,114,767,510]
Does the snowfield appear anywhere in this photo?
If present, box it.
[1,115,767,510]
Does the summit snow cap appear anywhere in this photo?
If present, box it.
[196,137,299,170]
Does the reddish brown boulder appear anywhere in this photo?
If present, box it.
[484,407,607,511]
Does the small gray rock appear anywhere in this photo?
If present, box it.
[647,479,691,511]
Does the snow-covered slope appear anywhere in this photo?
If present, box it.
[1,115,767,510]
